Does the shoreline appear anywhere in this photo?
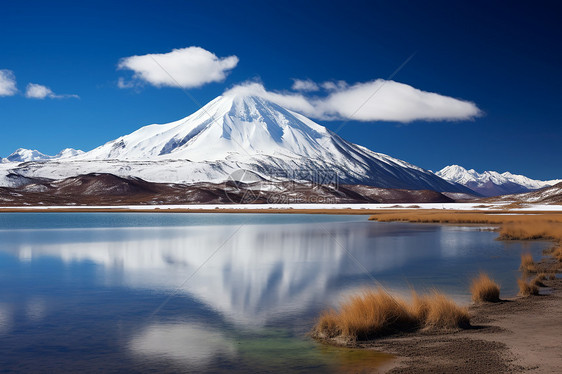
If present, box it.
[312,211,562,373]
[367,278,562,373]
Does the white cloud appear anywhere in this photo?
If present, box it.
[0,70,18,96]
[321,80,348,91]
[320,80,482,122]
[291,79,319,92]
[117,77,137,89]
[25,83,79,99]
[224,80,482,123]
[118,47,239,89]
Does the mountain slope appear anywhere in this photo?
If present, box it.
[1,94,471,193]
[0,173,456,206]
[482,182,562,205]
[437,165,561,197]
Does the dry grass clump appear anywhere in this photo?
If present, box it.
[315,309,341,338]
[407,291,470,329]
[312,288,469,342]
[531,275,546,288]
[551,246,562,262]
[519,253,537,273]
[339,290,416,340]
[470,273,501,303]
[421,291,470,329]
[517,278,539,297]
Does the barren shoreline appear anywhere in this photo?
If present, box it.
[363,278,562,374]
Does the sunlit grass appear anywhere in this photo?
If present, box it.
[519,253,538,273]
[470,273,500,303]
[312,288,469,342]
[517,278,539,297]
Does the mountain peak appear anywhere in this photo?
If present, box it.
[6,148,50,162]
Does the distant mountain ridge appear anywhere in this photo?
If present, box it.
[1,148,84,163]
[437,165,561,197]
[482,182,562,205]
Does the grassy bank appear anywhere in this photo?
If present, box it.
[368,210,562,226]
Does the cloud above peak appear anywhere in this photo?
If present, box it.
[0,70,18,96]
[224,80,482,123]
[118,47,239,89]
[25,83,79,99]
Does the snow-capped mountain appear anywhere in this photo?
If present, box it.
[0,94,471,193]
[55,148,85,159]
[4,148,51,162]
[2,148,84,163]
[437,165,561,197]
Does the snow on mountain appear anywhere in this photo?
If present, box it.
[5,148,51,162]
[437,165,561,197]
[482,182,562,205]
[1,94,471,193]
[3,148,84,163]
[55,148,85,159]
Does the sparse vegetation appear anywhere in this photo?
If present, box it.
[499,221,562,241]
[312,288,469,342]
[470,273,500,303]
[517,278,539,296]
[420,291,471,329]
[520,254,538,273]
[368,211,562,226]
[552,246,562,262]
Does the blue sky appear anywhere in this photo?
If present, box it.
[0,0,560,179]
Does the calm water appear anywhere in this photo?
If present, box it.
[0,213,551,373]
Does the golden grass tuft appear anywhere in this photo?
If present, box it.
[330,289,417,340]
[422,291,470,329]
[312,288,469,342]
[470,273,501,303]
[517,278,539,297]
[519,253,537,273]
[315,309,341,338]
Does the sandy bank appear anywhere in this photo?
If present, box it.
[362,278,562,373]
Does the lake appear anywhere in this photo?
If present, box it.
[0,213,551,373]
